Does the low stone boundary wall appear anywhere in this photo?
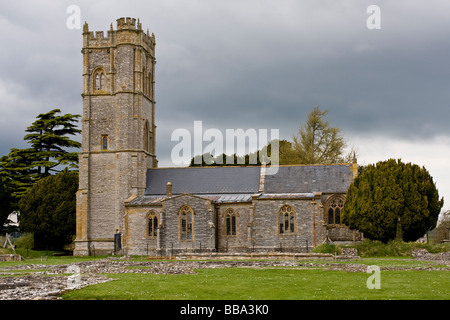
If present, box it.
[0,254,23,262]
[145,252,337,261]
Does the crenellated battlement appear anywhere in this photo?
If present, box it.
[82,17,155,50]
[116,17,139,30]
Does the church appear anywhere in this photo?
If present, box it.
[74,18,361,256]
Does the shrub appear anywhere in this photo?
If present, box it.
[355,239,450,257]
[355,239,410,257]
[312,243,341,255]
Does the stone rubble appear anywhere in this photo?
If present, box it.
[412,248,450,263]
[0,251,448,300]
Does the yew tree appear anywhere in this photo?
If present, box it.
[342,159,444,242]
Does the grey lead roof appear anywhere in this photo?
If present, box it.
[145,166,261,195]
[263,165,353,194]
[144,164,353,196]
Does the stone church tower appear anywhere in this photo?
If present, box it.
[74,18,157,256]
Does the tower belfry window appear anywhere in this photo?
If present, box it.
[101,135,108,150]
[93,69,106,92]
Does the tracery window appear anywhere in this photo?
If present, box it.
[93,68,106,92]
[326,196,345,225]
[278,205,295,234]
[224,208,237,236]
[147,212,158,238]
[179,205,194,241]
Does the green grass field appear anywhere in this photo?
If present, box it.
[2,241,449,300]
[62,262,449,300]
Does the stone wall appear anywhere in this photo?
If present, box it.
[123,196,343,255]
[160,195,216,254]
[326,225,363,244]
[252,199,320,252]
[216,203,252,252]
[0,254,22,262]
[123,204,161,256]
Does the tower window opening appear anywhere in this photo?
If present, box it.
[93,69,106,92]
[101,135,108,150]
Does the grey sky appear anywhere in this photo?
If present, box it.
[1,0,450,210]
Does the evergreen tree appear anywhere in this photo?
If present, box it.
[0,177,13,231]
[342,159,444,242]
[23,109,81,177]
[0,149,37,205]
[189,139,295,167]
[19,169,78,249]
[0,109,81,204]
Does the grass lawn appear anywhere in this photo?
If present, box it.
[62,266,450,300]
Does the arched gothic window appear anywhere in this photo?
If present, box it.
[101,135,108,150]
[278,205,295,234]
[326,196,345,225]
[93,68,106,92]
[147,212,158,238]
[224,208,237,236]
[179,205,194,241]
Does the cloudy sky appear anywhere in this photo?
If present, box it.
[1,0,450,211]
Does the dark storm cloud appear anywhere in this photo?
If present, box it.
[151,0,450,146]
[1,0,450,159]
